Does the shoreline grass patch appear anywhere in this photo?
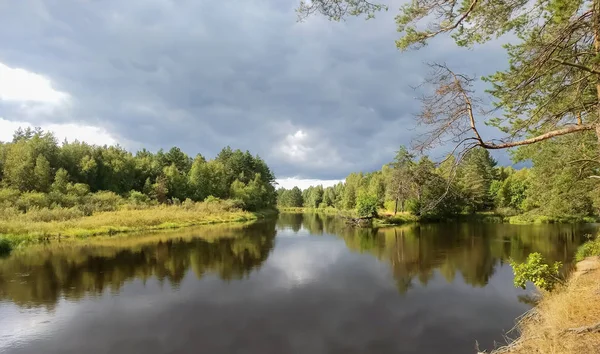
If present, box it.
[0,201,276,252]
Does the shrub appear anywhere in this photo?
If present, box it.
[16,192,50,211]
[510,252,563,291]
[0,188,20,208]
[0,207,20,221]
[182,198,195,209]
[22,207,85,222]
[575,236,600,262]
[0,238,12,256]
[204,195,221,203]
[356,193,378,218]
[67,183,91,198]
[86,191,122,212]
[128,190,151,205]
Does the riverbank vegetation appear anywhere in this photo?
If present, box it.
[277,146,600,223]
[0,127,278,252]
[485,235,600,353]
[491,256,600,354]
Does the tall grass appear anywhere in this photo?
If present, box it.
[0,199,274,251]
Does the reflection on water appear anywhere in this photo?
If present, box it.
[0,221,277,309]
[0,213,596,354]
[277,213,588,293]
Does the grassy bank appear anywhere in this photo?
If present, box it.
[278,206,344,215]
[0,201,276,254]
[279,206,599,226]
[489,238,600,354]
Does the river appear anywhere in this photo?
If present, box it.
[0,213,597,354]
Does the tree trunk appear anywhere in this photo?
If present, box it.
[594,0,600,143]
[394,198,398,215]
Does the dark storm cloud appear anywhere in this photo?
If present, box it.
[0,0,509,179]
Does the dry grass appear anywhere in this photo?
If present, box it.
[489,257,600,354]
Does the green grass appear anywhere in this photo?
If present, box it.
[507,213,599,224]
[0,202,277,253]
[278,206,342,215]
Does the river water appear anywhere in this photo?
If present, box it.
[0,213,597,354]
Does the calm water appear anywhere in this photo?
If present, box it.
[0,213,597,354]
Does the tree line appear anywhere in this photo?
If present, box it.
[278,142,600,220]
[293,1,600,220]
[0,127,277,213]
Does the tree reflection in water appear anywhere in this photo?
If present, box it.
[277,212,588,294]
[0,213,592,308]
[0,220,277,308]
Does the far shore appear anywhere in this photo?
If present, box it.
[277,207,599,225]
[0,205,277,255]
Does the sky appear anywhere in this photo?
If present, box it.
[0,0,511,188]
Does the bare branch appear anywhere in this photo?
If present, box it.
[416,64,596,154]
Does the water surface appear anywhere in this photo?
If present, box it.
[0,213,596,354]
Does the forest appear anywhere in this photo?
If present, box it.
[277,139,600,222]
[0,127,277,225]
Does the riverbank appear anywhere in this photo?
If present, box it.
[0,202,277,254]
[489,255,600,353]
[278,207,598,226]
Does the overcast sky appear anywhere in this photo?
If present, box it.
[0,0,510,187]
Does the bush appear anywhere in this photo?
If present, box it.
[510,252,563,291]
[0,188,20,208]
[22,207,85,222]
[204,195,221,203]
[86,191,122,212]
[356,193,378,218]
[128,190,151,205]
[575,236,600,262]
[0,207,20,221]
[182,198,195,209]
[0,238,12,256]
[16,192,50,211]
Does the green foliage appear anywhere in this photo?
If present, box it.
[0,237,11,256]
[277,186,304,207]
[510,252,563,291]
[356,192,378,218]
[575,236,600,262]
[128,190,151,205]
[0,128,276,212]
[296,1,600,223]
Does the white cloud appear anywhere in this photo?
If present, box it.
[279,129,310,161]
[0,62,69,103]
[0,118,117,146]
[272,127,347,174]
[275,177,343,190]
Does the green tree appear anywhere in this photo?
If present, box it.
[299,0,600,215]
[163,164,189,201]
[456,148,497,213]
[33,155,52,192]
[386,146,416,214]
[289,187,304,207]
[52,168,70,194]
